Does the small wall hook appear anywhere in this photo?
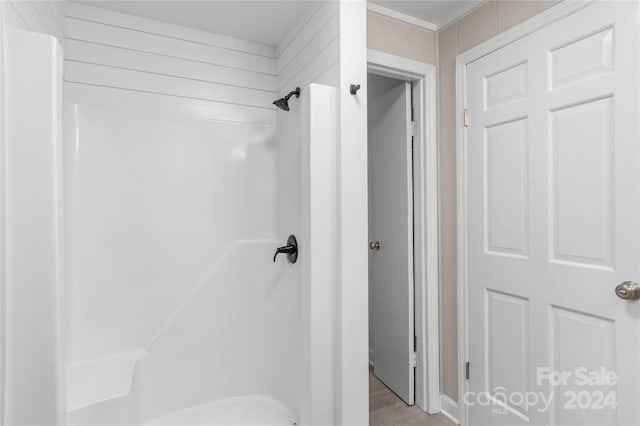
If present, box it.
[350,84,361,95]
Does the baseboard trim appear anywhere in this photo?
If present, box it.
[369,348,374,367]
[440,394,459,425]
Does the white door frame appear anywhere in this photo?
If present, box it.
[367,48,440,414]
[455,2,597,426]
[0,4,5,422]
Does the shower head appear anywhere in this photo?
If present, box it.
[273,97,290,111]
[273,87,300,111]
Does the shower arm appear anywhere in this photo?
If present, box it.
[272,87,300,111]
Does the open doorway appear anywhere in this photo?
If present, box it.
[366,51,439,418]
[368,73,416,405]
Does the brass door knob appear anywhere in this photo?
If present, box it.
[615,281,640,300]
[369,241,380,251]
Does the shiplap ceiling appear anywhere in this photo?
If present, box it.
[369,0,482,28]
[72,1,322,47]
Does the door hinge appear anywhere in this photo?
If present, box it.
[410,352,417,368]
[409,120,416,137]
[463,108,469,127]
[465,361,470,380]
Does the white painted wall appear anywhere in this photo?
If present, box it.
[64,3,276,125]
[0,8,5,421]
[336,2,369,425]
[276,1,339,98]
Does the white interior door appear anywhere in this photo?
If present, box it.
[368,76,414,405]
[465,2,639,425]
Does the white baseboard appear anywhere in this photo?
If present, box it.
[440,394,459,425]
[369,348,374,367]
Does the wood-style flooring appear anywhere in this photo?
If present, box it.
[369,369,457,426]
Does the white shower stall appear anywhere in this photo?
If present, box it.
[1,1,369,425]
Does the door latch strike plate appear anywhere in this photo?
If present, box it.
[466,361,470,380]
[464,108,469,127]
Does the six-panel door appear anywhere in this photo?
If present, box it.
[466,2,640,425]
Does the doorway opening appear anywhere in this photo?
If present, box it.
[366,49,439,417]
[368,73,416,405]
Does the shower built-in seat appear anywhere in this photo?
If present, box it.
[67,350,297,426]
[146,395,297,426]
[67,351,145,425]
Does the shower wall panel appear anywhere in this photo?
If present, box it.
[63,3,279,368]
[62,2,342,422]
[64,98,277,363]
[62,5,292,420]
[3,1,65,46]
[3,28,65,425]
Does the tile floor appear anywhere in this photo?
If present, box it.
[369,369,456,426]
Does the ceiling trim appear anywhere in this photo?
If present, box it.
[437,1,485,33]
[366,3,438,32]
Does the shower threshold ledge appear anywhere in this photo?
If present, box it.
[146,394,298,426]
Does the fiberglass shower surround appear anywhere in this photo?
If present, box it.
[1,0,349,424]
